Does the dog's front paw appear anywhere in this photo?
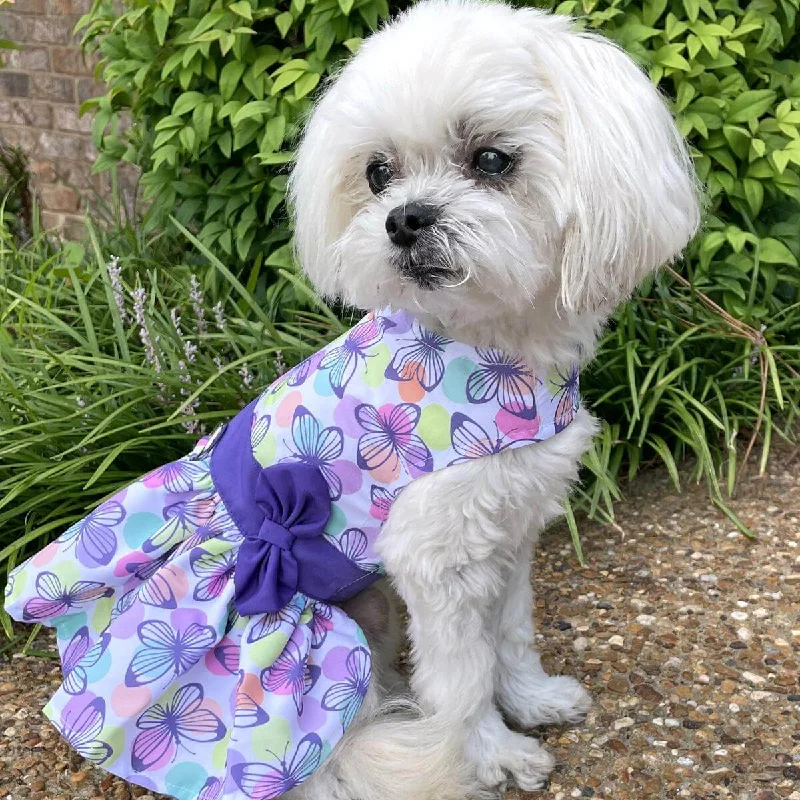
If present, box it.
[468,723,555,792]
[501,674,592,728]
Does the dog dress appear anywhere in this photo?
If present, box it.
[4,307,579,800]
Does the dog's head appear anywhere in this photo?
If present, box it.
[290,0,700,331]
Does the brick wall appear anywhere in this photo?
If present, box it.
[0,0,110,238]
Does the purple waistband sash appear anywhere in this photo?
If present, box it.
[209,399,381,614]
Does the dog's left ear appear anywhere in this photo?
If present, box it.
[526,13,702,312]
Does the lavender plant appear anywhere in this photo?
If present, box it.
[0,210,347,634]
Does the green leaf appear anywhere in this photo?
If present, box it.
[272,59,310,76]
[220,61,246,101]
[338,0,354,14]
[189,10,225,39]
[252,47,281,77]
[758,237,798,266]
[179,126,196,152]
[654,44,691,71]
[270,70,304,95]
[153,6,170,46]
[261,115,286,152]
[726,90,777,124]
[742,177,763,216]
[193,101,214,142]
[219,32,236,56]
[172,91,205,116]
[231,100,274,125]
[276,11,294,37]
[294,72,320,99]
[643,0,668,25]
[228,1,253,21]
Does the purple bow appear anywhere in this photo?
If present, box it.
[233,462,331,615]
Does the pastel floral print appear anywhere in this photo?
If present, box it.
[190,547,236,601]
[355,402,433,474]
[5,307,577,800]
[321,646,371,730]
[369,485,400,521]
[57,500,125,567]
[449,412,533,464]
[284,406,345,500]
[466,347,538,419]
[261,638,321,715]
[251,413,271,449]
[319,313,394,398]
[385,323,452,391]
[55,697,113,765]
[62,628,110,695]
[554,365,580,433]
[132,683,226,772]
[143,460,207,493]
[22,573,112,621]
[231,734,323,799]
[126,620,217,687]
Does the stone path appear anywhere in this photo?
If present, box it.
[1,448,798,800]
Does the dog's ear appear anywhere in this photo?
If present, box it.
[288,87,354,299]
[527,15,701,312]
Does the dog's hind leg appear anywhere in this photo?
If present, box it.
[494,552,592,728]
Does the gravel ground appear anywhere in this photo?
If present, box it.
[1,449,799,800]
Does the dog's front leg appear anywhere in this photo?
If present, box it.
[379,492,556,793]
[494,552,592,728]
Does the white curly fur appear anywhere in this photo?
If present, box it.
[286,1,700,797]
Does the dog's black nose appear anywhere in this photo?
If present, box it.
[385,202,438,248]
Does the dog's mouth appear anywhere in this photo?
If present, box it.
[389,243,462,291]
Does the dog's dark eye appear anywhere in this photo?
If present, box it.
[366,161,393,194]
[473,148,513,176]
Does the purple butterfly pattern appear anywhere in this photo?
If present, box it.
[553,365,580,433]
[132,683,225,772]
[22,573,112,621]
[231,733,323,799]
[449,412,535,465]
[321,646,371,730]
[261,638,320,715]
[466,348,539,420]
[198,777,224,800]
[125,619,217,687]
[246,594,305,644]
[57,500,125,567]
[283,406,344,500]
[142,459,208,493]
[189,547,235,601]
[355,403,433,475]
[54,697,113,765]
[319,313,395,398]
[369,485,401,522]
[61,628,110,695]
[385,324,452,391]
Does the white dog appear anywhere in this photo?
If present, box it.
[287,0,700,798]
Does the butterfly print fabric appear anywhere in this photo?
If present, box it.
[6,307,579,800]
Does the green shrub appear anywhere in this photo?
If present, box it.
[77,0,398,277]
